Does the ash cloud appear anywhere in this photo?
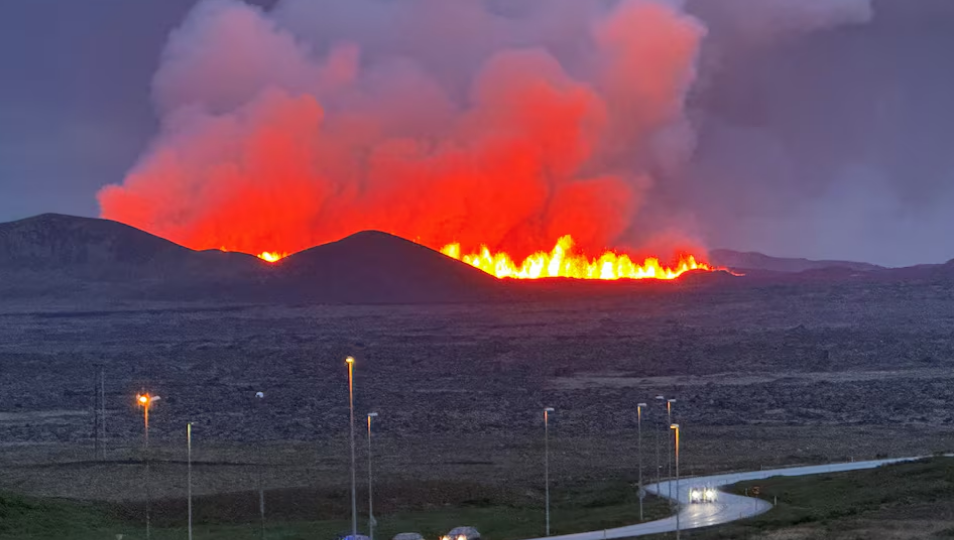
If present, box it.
[99,0,901,263]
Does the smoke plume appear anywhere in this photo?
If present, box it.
[99,0,875,261]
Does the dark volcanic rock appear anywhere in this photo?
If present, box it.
[273,230,502,304]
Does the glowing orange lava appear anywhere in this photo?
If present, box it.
[441,235,711,280]
[257,251,288,263]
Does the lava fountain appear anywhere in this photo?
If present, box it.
[257,251,288,263]
[441,235,711,280]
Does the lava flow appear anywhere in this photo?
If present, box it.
[257,251,288,263]
[441,236,712,280]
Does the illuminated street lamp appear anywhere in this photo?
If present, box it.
[544,407,555,536]
[187,423,193,540]
[671,424,681,540]
[136,392,160,540]
[367,412,379,540]
[637,402,648,521]
[346,357,358,540]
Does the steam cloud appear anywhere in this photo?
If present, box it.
[99,0,875,260]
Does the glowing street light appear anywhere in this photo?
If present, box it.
[637,402,648,521]
[187,423,193,540]
[367,412,379,540]
[136,392,160,540]
[671,424,681,540]
[544,407,555,536]
[346,356,358,540]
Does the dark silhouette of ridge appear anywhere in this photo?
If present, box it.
[3,213,954,306]
[710,249,883,274]
[0,215,501,304]
[0,213,258,275]
[275,230,502,303]
[0,213,187,268]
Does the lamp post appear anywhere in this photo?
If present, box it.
[654,395,664,486]
[667,399,676,501]
[367,412,379,540]
[544,407,555,536]
[136,392,160,540]
[187,423,193,540]
[637,402,647,522]
[346,357,358,540]
[255,391,266,540]
[671,424,681,540]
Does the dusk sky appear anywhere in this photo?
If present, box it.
[2,0,954,266]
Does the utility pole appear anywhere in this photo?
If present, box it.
[187,423,193,540]
[99,366,106,461]
[544,407,555,536]
[637,402,647,521]
[667,399,676,501]
[93,365,106,461]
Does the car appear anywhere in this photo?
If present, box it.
[689,486,717,503]
[441,526,481,540]
[335,534,371,540]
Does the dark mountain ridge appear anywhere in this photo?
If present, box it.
[2,213,951,306]
[709,249,884,274]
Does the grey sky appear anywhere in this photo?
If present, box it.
[1,0,953,266]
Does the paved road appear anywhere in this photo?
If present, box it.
[520,456,924,540]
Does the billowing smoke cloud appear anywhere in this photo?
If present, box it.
[99,0,876,261]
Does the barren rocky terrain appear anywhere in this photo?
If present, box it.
[1,277,954,504]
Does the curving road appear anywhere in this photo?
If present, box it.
[520,456,924,540]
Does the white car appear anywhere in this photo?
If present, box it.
[441,527,480,540]
[689,486,718,503]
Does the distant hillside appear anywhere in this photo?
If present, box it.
[0,213,187,268]
[0,213,258,276]
[275,230,502,303]
[0,215,501,305]
[709,249,883,274]
[3,213,954,307]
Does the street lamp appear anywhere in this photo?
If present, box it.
[654,395,664,486]
[544,407,555,536]
[255,391,266,540]
[367,412,379,540]
[136,392,160,540]
[671,424,681,540]
[667,399,676,501]
[346,356,358,540]
[637,402,647,521]
[187,422,193,540]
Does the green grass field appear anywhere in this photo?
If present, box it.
[664,456,954,539]
[0,478,670,540]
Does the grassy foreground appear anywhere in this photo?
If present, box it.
[0,479,670,540]
[666,456,954,539]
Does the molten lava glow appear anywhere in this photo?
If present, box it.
[441,236,711,280]
[257,251,288,263]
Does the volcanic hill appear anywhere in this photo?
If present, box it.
[0,214,500,305]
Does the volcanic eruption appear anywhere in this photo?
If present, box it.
[97,0,720,279]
